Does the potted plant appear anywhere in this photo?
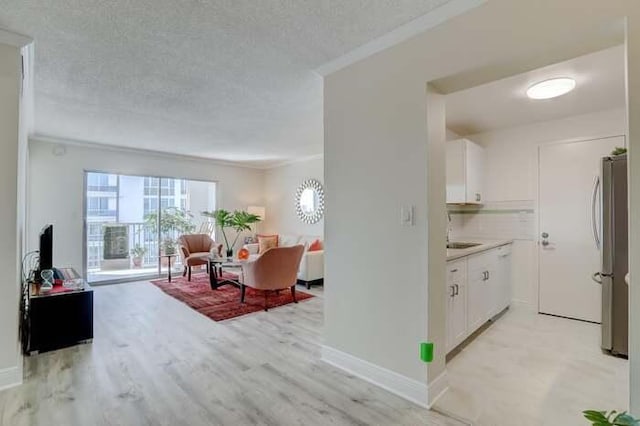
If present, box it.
[202,209,261,258]
[611,147,627,156]
[144,207,195,263]
[130,245,147,268]
[584,410,639,425]
[161,238,176,256]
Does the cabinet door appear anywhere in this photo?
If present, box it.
[495,245,512,313]
[446,140,466,204]
[465,140,485,203]
[446,259,467,352]
[467,252,490,332]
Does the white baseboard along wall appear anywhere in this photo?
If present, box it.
[321,345,448,409]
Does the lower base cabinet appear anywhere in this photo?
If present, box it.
[446,259,467,352]
[446,243,512,354]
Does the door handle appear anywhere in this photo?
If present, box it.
[541,232,550,247]
[591,175,601,250]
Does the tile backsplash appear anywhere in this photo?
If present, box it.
[448,200,536,241]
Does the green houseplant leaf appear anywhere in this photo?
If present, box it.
[584,410,640,426]
[202,209,262,254]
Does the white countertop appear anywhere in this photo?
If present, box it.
[446,239,514,261]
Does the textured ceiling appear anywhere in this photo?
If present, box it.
[447,45,626,136]
[0,0,453,167]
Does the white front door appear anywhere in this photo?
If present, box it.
[538,136,624,323]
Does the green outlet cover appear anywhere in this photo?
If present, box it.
[420,342,434,363]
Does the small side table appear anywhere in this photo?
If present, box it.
[162,254,178,282]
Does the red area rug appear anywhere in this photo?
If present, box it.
[150,272,313,321]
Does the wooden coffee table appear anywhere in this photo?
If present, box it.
[207,257,245,290]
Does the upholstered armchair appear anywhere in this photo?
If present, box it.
[240,245,305,310]
[177,234,223,281]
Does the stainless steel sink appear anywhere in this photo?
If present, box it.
[447,242,481,249]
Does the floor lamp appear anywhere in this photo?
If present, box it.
[247,206,266,242]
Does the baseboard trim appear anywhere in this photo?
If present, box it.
[510,299,537,312]
[427,371,449,408]
[0,365,22,392]
[321,345,428,408]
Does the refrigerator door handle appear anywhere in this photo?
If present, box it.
[591,175,601,250]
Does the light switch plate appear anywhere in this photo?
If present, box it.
[401,205,414,226]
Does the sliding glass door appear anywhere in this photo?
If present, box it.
[84,172,216,284]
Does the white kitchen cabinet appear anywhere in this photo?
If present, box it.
[446,259,467,352]
[494,244,512,315]
[466,250,494,332]
[446,243,512,354]
[446,139,485,204]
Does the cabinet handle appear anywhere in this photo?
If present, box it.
[454,284,459,296]
[450,268,458,273]
[487,271,490,280]
[450,285,455,298]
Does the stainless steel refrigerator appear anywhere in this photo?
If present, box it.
[593,154,628,357]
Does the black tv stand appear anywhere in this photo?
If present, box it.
[23,284,94,355]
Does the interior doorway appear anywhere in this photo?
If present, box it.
[428,42,630,424]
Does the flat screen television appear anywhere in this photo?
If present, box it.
[39,224,53,272]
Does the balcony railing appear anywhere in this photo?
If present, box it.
[86,222,184,272]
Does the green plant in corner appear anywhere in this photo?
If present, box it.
[583,410,640,425]
[611,147,627,156]
[201,209,261,257]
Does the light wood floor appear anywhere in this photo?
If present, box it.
[0,280,460,426]
[434,305,629,426]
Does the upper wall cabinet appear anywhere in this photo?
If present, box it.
[446,139,485,205]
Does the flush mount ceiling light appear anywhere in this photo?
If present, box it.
[526,77,576,100]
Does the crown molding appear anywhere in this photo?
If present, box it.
[30,134,267,170]
[0,29,33,48]
[314,0,487,77]
[264,153,324,170]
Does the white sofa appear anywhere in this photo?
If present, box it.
[243,234,324,289]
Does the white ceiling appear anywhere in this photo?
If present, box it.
[446,45,626,136]
[0,0,454,167]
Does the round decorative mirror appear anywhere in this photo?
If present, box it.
[295,179,325,224]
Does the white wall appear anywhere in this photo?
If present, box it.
[467,108,626,203]
[28,139,265,274]
[0,40,24,389]
[323,0,640,408]
[263,156,324,237]
[450,108,626,306]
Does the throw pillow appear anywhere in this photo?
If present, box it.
[258,235,279,254]
[279,234,300,247]
[308,239,323,252]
